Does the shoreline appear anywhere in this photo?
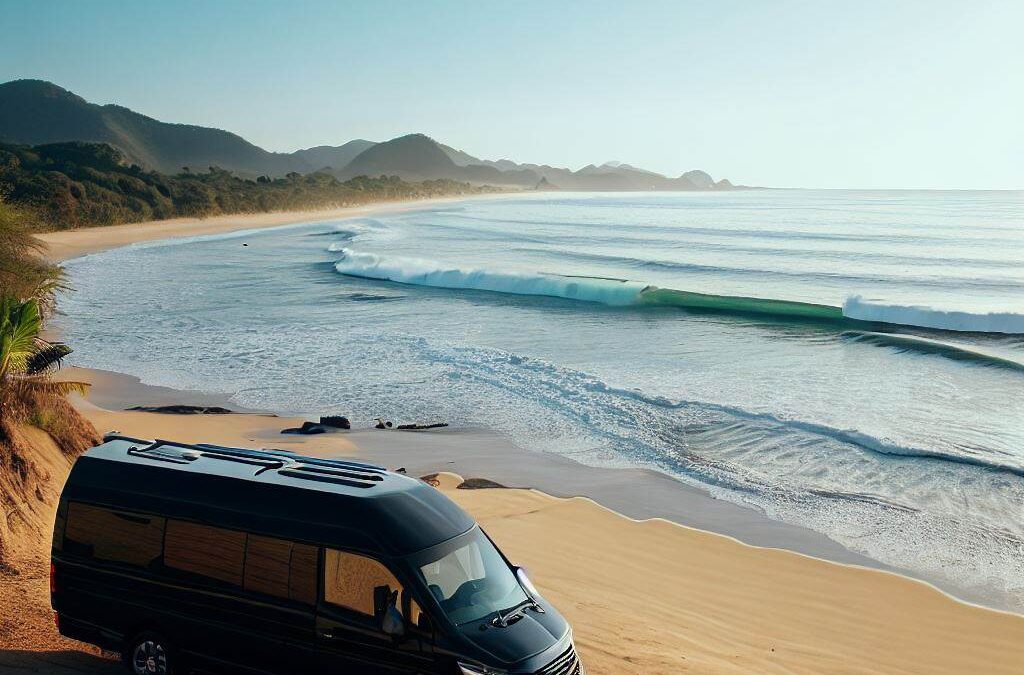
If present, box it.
[43,198,1017,612]
[67,367,878,568]
[64,365,1018,614]
[37,194,507,263]
[29,199,1024,671]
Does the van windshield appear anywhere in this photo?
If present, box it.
[417,530,528,626]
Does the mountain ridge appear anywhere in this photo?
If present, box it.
[0,79,740,189]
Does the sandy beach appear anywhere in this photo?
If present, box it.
[6,204,1024,674]
[35,195,494,262]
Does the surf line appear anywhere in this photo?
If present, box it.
[331,248,1024,335]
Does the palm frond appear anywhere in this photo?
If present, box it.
[26,342,73,374]
[3,375,91,400]
[1,297,42,377]
[44,379,92,398]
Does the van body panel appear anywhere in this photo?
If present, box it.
[51,437,579,675]
[457,610,568,664]
[64,441,476,556]
[315,605,441,673]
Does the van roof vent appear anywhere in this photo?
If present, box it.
[277,462,385,489]
[126,443,200,465]
[277,466,381,489]
[106,435,390,487]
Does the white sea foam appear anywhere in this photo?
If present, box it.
[333,248,647,305]
[843,295,1024,334]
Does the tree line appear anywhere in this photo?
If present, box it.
[0,141,495,230]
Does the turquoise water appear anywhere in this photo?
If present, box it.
[61,190,1024,607]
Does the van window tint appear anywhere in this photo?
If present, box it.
[64,502,165,567]
[324,549,403,619]
[164,520,245,586]
[243,535,318,604]
[244,535,291,598]
[418,529,528,626]
[289,543,318,605]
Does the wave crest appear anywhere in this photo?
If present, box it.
[331,248,1024,334]
[333,248,647,305]
[843,296,1024,334]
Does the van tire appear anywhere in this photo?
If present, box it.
[122,631,181,675]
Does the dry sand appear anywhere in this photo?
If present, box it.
[5,203,1023,674]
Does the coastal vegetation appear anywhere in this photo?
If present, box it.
[0,140,495,231]
[0,200,100,569]
[0,296,96,456]
[0,198,65,311]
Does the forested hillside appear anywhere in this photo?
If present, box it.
[0,140,493,230]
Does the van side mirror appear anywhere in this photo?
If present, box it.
[514,566,539,599]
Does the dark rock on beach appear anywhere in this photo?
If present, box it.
[126,405,233,414]
[281,421,328,435]
[319,415,351,429]
[458,478,507,490]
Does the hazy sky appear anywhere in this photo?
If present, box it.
[2,0,1022,188]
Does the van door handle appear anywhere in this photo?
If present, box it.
[318,629,340,640]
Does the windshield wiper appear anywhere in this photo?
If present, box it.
[490,598,544,627]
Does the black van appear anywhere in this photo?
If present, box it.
[50,435,584,675]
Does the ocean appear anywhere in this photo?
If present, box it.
[60,190,1024,608]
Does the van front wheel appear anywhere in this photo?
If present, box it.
[123,631,179,675]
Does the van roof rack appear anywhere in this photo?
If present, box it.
[103,433,388,489]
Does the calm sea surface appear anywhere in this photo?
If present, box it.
[61,190,1024,607]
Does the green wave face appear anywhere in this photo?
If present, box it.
[639,287,846,322]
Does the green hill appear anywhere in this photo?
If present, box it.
[338,134,539,186]
[338,134,459,180]
[0,80,311,177]
[291,140,377,171]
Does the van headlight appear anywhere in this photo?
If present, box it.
[458,662,507,675]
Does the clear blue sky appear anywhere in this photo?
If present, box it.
[2,0,1022,188]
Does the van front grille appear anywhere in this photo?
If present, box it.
[536,644,582,675]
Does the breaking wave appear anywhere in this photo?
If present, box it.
[331,248,1024,334]
[332,248,647,305]
[843,296,1024,334]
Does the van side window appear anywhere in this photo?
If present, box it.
[324,549,403,620]
[243,535,317,604]
[289,543,318,605]
[164,520,246,586]
[244,535,291,597]
[63,502,165,567]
